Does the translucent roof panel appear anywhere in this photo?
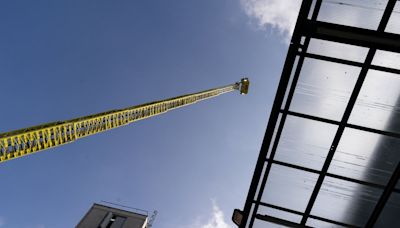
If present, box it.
[307,39,369,62]
[290,58,360,121]
[329,128,400,186]
[275,116,337,170]
[349,70,400,134]
[385,1,400,34]
[372,50,400,69]
[311,177,382,227]
[318,0,388,30]
[261,165,318,212]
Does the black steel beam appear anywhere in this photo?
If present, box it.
[238,0,314,227]
[302,21,400,53]
[301,52,400,75]
[300,19,375,228]
[327,173,400,195]
[258,201,304,216]
[247,1,324,226]
[284,110,400,139]
[265,158,400,194]
[255,214,312,228]
[364,1,400,226]
[308,215,360,228]
[240,34,300,227]
[365,162,400,227]
[257,202,361,228]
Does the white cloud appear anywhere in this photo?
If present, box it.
[241,0,302,39]
[190,200,231,228]
[202,201,231,228]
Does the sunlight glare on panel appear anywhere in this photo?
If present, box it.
[349,70,400,134]
[290,58,360,121]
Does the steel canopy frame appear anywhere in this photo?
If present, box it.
[236,0,400,227]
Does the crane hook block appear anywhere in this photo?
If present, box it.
[240,78,250,95]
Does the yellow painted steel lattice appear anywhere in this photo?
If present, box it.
[0,78,249,163]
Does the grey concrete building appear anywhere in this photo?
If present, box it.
[77,203,148,228]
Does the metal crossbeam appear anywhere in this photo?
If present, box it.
[302,20,400,53]
[265,159,400,194]
[255,214,313,228]
[301,52,400,76]
[257,202,361,228]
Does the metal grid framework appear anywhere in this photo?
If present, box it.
[237,0,400,227]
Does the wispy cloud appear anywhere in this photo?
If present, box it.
[241,0,302,39]
[202,200,231,228]
[190,200,231,228]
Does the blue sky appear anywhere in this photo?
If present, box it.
[0,0,295,227]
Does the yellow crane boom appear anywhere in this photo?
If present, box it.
[0,78,249,163]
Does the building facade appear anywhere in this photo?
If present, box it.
[77,203,148,228]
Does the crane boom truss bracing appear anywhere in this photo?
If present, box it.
[0,78,249,163]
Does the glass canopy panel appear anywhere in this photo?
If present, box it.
[290,58,360,121]
[307,39,368,62]
[275,115,337,170]
[261,165,318,212]
[375,192,400,227]
[385,2,400,34]
[372,50,400,69]
[257,205,302,223]
[329,128,400,186]
[349,70,400,134]
[306,218,347,228]
[311,177,382,227]
[317,0,388,30]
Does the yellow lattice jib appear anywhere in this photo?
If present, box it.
[0,79,249,163]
